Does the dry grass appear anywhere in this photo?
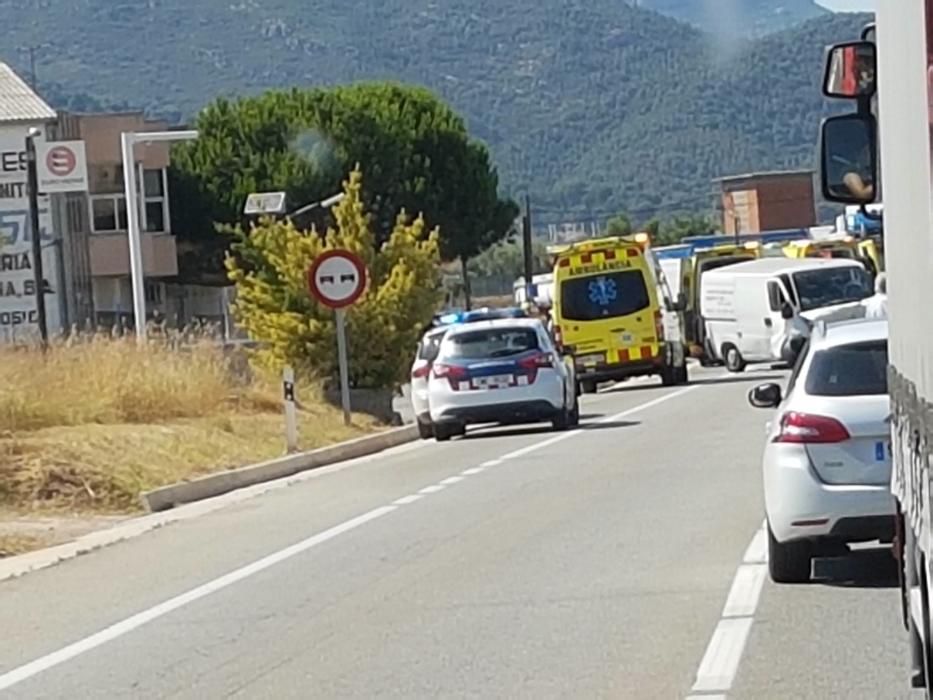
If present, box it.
[0,335,381,514]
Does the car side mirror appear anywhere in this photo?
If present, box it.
[820,112,878,205]
[781,303,795,320]
[748,383,782,409]
[823,40,876,99]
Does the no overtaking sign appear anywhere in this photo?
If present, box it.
[307,249,368,426]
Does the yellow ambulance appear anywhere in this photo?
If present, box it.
[551,234,688,393]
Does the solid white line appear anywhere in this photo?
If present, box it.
[461,467,485,476]
[0,378,706,689]
[691,617,754,693]
[0,505,396,692]
[439,476,465,485]
[686,695,726,700]
[499,385,698,462]
[721,564,767,619]
[392,495,423,506]
[481,459,502,467]
[743,522,768,564]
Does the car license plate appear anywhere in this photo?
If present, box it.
[473,374,512,390]
[875,440,892,462]
[577,353,604,366]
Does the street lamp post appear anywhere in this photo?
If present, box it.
[121,129,198,342]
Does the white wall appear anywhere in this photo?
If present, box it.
[0,123,62,342]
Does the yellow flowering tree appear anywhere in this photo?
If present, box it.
[226,168,441,388]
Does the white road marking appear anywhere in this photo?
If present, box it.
[392,495,423,506]
[499,385,698,462]
[0,383,706,691]
[689,522,769,696]
[691,617,754,694]
[0,506,396,692]
[743,521,768,564]
[461,467,485,476]
[439,476,465,485]
[721,564,767,619]
[481,459,502,467]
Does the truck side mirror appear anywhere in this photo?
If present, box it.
[781,303,795,320]
[823,40,876,99]
[820,112,878,205]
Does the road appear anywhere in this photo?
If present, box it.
[0,366,919,699]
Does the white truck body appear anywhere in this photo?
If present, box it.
[699,257,869,365]
[847,3,933,690]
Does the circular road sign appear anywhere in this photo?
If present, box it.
[46,146,77,177]
[307,249,368,309]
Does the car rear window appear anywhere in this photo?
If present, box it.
[417,331,446,360]
[804,340,888,396]
[442,328,539,360]
[559,270,649,321]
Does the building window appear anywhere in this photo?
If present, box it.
[91,196,128,233]
[89,168,170,234]
[143,168,168,233]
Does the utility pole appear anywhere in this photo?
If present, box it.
[522,194,534,307]
[25,129,48,348]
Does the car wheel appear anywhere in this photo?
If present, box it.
[767,523,812,584]
[552,407,571,431]
[676,363,689,385]
[417,419,433,440]
[580,379,598,395]
[434,423,454,442]
[568,395,580,427]
[724,345,747,373]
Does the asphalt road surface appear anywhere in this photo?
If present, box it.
[0,366,920,699]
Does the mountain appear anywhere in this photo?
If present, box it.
[641,0,830,34]
[0,2,869,225]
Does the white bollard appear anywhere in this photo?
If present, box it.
[283,366,298,453]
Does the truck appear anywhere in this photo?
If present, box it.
[818,8,933,695]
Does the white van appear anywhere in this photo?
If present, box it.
[700,258,873,371]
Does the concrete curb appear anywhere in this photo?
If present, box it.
[0,428,423,583]
[141,425,420,512]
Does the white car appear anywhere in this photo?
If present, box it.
[410,326,450,439]
[748,318,894,583]
[428,318,578,441]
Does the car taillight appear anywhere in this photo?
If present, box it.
[553,325,563,348]
[773,412,851,444]
[433,363,468,390]
[412,364,430,379]
[517,352,553,383]
[654,309,663,337]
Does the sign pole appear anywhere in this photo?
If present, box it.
[335,309,352,426]
[25,131,48,348]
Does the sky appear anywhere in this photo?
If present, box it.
[817,0,875,10]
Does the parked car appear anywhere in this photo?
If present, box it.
[428,318,578,441]
[748,318,894,583]
[410,326,451,439]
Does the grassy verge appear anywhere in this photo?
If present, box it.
[0,335,382,517]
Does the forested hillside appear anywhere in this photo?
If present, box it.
[0,2,869,221]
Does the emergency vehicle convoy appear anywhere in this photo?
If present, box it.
[818,6,933,694]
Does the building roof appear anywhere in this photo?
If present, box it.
[0,63,56,123]
[712,169,814,184]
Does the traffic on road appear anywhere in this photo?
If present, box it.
[5,6,933,700]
